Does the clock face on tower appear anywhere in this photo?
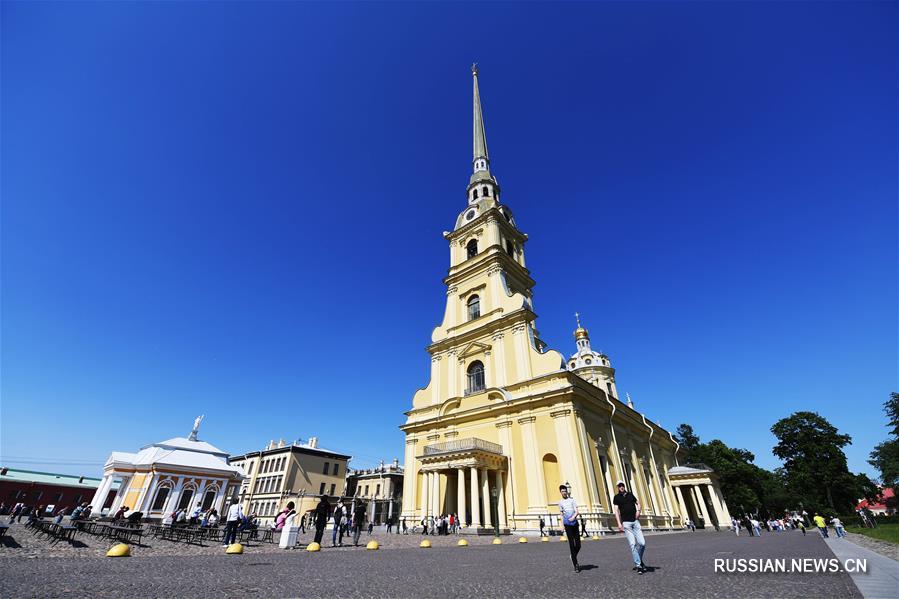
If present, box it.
[466,210,476,221]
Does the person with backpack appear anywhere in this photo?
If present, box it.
[352,502,366,546]
[313,496,330,545]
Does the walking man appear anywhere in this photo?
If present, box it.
[313,496,330,545]
[558,484,581,573]
[222,500,244,547]
[813,513,829,538]
[352,502,366,546]
[539,516,547,537]
[613,481,646,575]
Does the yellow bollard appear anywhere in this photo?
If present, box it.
[106,543,131,557]
[492,537,502,545]
[366,540,379,550]
[420,539,431,548]
[560,535,567,541]
[225,543,244,554]
[457,539,469,547]
[306,542,321,552]
[540,537,550,542]
[591,534,600,540]
[518,537,528,543]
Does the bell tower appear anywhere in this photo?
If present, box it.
[410,66,563,410]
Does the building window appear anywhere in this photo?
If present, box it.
[606,382,612,396]
[467,361,485,393]
[332,463,339,475]
[467,295,480,320]
[482,186,489,197]
[375,484,381,497]
[364,485,369,496]
[473,188,479,199]
[323,462,330,475]
[53,492,63,504]
[319,482,326,495]
[177,489,195,511]
[506,240,514,256]
[329,484,336,496]
[202,489,217,510]
[151,487,170,511]
[466,239,478,259]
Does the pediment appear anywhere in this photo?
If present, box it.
[457,341,491,359]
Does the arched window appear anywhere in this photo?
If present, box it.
[151,484,172,511]
[176,488,195,511]
[467,295,480,320]
[466,361,485,393]
[201,487,218,510]
[466,239,478,259]
[473,188,479,199]
[482,186,489,197]
[542,454,560,504]
[506,240,514,257]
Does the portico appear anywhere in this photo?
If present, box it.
[668,464,732,530]
[416,438,508,533]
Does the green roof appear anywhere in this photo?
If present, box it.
[0,467,110,489]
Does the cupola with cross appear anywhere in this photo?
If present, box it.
[566,313,618,399]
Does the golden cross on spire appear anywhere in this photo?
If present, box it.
[575,312,582,327]
[471,62,478,76]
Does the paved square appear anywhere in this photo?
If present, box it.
[0,528,863,598]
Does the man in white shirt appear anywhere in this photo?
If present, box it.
[558,485,581,573]
[223,500,244,546]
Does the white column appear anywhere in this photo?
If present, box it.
[494,470,506,527]
[491,332,506,387]
[432,471,441,516]
[90,475,114,513]
[481,467,492,528]
[470,467,481,527]
[674,486,689,522]
[402,439,418,517]
[420,472,430,517]
[706,484,727,526]
[715,486,733,523]
[457,468,466,523]
[692,485,711,526]
[139,476,161,514]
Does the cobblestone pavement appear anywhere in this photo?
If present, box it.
[843,531,899,561]
[0,526,862,598]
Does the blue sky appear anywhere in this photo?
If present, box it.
[2,1,895,480]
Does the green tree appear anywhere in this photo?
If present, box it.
[771,411,854,512]
[673,424,701,463]
[869,392,899,508]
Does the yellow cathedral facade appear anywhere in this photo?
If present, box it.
[400,66,732,534]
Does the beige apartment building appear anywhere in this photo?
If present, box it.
[345,459,404,526]
[228,437,350,525]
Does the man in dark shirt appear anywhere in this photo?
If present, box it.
[613,481,647,574]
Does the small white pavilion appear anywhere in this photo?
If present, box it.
[89,416,244,519]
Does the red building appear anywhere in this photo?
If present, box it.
[856,487,896,516]
[0,467,119,514]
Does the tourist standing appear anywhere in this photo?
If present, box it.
[223,500,244,546]
[352,502,366,546]
[332,502,345,547]
[275,502,296,531]
[613,481,646,575]
[313,496,330,545]
[558,484,581,573]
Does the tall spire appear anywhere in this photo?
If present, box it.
[472,63,489,171]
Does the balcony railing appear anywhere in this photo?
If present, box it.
[422,437,503,456]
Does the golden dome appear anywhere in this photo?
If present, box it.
[574,326,589,341]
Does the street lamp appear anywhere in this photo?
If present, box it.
[490,487,499,536]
